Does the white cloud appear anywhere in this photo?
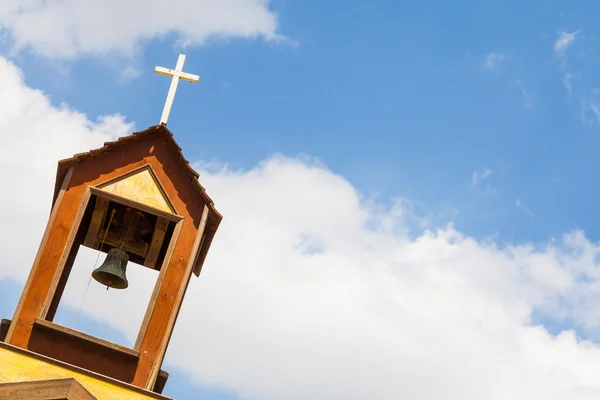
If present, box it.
[7,58,600,399]
[471,167,492,187]
[579,99,600,126]
[484,53,504,69]
[514,79,534,110]
[516,197,533,219]
[0,57,130,281]
[121,66,141,81]
[564,72,574,94]
[590,103,600,123]
[555,31,579,56]
[0,0,282,59]
[561,71,584,99]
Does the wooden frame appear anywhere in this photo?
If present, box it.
[13,160,189,351]
[5,127,219,392]
[39,174,186,350]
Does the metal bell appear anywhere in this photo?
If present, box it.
[92,248,129,289]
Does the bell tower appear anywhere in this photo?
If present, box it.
[0,55,222,399]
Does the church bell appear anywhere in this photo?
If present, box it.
[90,206,150,290]
[92,248,129,289]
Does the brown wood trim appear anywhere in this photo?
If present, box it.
[0,378,93,400]
[40,188,91,319]
[0,319,10,342]
[0,342,171,400]
[96,164,178,215]
[134,219,184,351]
[89,187,182,223]
[153,370,170,395]
[5,166,75,343]
[83,196,109,248]
[144,217,170,269]
[67,379,94,400]
[33,318,139,358]
[145,205,209,389]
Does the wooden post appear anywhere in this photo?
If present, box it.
[133,205,209,388]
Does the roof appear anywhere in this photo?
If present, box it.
[52,123,222,276]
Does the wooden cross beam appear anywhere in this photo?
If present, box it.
[154,54,200,125]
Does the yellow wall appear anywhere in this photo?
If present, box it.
[0,344,169,400]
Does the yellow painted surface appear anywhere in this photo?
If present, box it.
[0,346,167,400]
[99,168,173,213]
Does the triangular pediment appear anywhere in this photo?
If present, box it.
[97,166,176,214]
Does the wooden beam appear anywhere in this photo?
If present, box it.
[5,166,74,343]
[145,205,209,389]
[154,66,199,83]
[144,218,169,269]
[33,318,139,358]
[40,189,91,319]
[96,228,149,258]
[134,220,183,351]
[83,197,109,248]
[45,193,94,322]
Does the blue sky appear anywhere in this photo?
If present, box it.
[4,1,600,399]
[9,0,600,246]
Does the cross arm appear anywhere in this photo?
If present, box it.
[154,66,200,83]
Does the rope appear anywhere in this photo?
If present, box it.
[72,209,116,329]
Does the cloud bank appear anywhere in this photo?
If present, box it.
[5,58,600,399]
[0,57,129,281]
[0,0,281,58]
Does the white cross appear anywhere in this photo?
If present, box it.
[154,54,200,125]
